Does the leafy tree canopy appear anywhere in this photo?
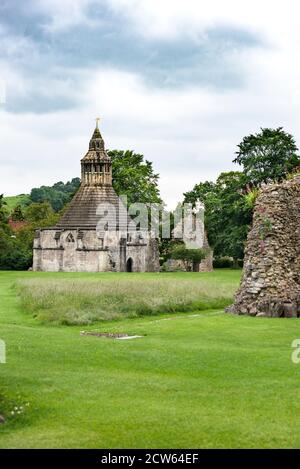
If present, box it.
[29,151,162,210]
[24,201,56,223]
[184,172,252,261]
[171,245,205,272]
[0,200,32,270]
[10,202,60,271]
[0,194,8,224]
[109,150,162,206]
[30,178,81,212]
[0,230,32,270]
[233,127,300,186]
[11,204,25,221]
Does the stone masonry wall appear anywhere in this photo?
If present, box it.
[228,175,300,317]
[33,228,159,273]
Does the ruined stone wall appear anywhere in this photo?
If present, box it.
[167,229,213,273]
[229,175,300,317]
[146,237,161,272]
[199,249,213,272]
[165,249,213,272]
[33,228,159,273]
[199,231,213,272]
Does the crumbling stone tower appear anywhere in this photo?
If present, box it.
[229,175,300,317]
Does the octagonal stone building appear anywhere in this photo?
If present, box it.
[33,124,160,272]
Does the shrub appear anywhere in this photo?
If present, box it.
[213,256,234,268]
[0,247,32,270]
[170,245,205,272]
[0,226,32,270]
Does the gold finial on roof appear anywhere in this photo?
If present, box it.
[95,117,100,129]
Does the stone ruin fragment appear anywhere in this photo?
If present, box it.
[228,175,300,317]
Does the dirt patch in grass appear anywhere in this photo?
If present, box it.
[80,331,134,339]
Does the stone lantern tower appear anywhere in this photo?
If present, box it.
[81,120,112,186]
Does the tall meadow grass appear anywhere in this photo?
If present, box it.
[15,277,235,325]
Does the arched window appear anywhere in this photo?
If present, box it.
[66,233,75,243]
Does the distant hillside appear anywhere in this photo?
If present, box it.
[3,194,30,213]
[30,178,81,212]
[3,178,81,214]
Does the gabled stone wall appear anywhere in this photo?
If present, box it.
[33,229,159,273]
[228,175,300,317]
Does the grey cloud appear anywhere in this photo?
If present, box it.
[0,0,262,113]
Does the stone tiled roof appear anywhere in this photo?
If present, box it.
[81,150,110,161]
[55,125,135,231]
[55,184,132,230]
[81,125,110,161]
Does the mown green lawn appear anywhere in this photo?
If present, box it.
[1,269,300,448]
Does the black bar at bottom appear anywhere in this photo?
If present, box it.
[0,449,297,466]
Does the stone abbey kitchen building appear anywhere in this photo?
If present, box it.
[33,123,160,272]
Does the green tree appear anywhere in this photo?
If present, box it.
[0,234,32,270]
[171,245,205,272]
[24,201,55,223]
[15,203,60,269]
[234,127,300,186]
[0,194,8,223]
[30,178,81,212]
[30,153,162,209]
[184,172,252,263]
[109,150,162,205]
[0,196,61,270]
[11,204,25,221]
[0,215,32,271]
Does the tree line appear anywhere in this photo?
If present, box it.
[183,127,300,266]
[1,128,299,270]
[0,150,162,270]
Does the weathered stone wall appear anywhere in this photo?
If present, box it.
[165,249,213,272]
[33,229,159,272]
[199,248,213,272]
[228,175,300,317]
[199,230,213,272]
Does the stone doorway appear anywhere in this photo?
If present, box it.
[126,258,133,272]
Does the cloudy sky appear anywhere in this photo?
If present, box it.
[1,0,300,208]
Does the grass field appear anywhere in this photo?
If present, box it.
[1,269,300,448]
[3,194,30,213]
[16,274,236,324]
